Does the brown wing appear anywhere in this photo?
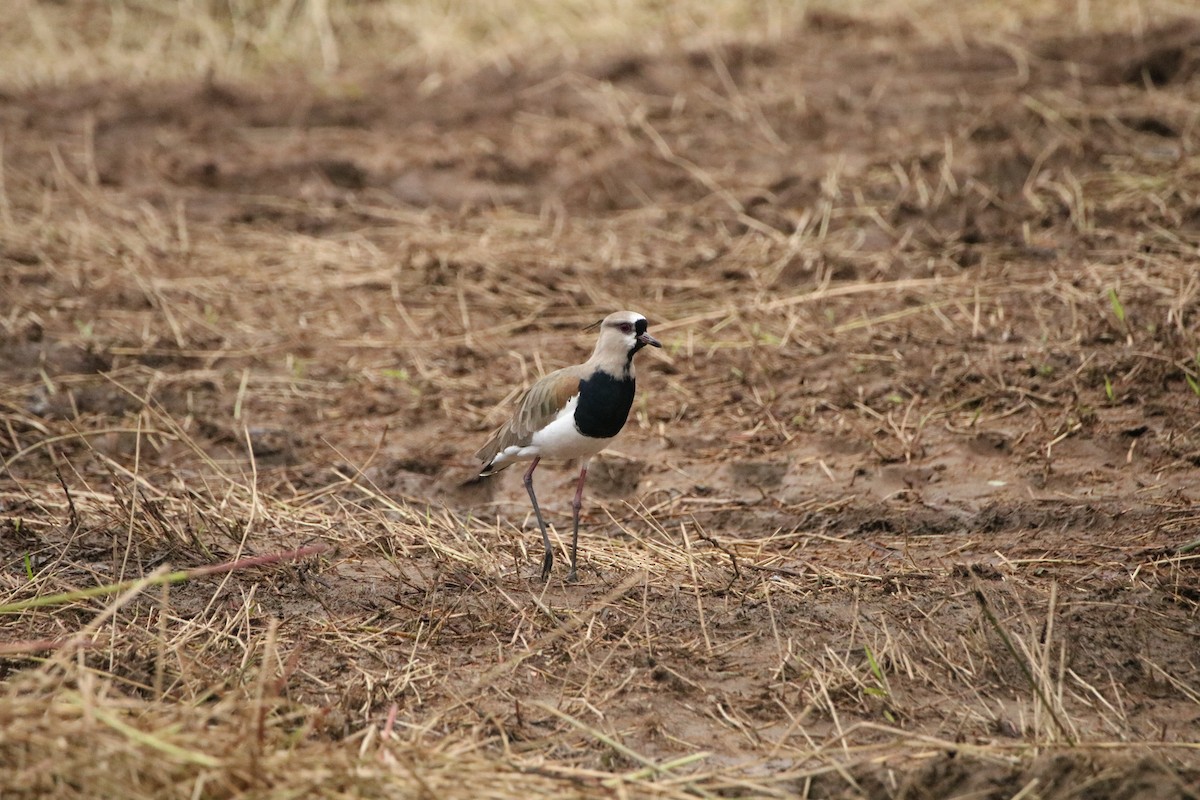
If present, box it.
[475,366,583,470]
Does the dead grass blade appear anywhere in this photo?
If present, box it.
[0,544,329,614]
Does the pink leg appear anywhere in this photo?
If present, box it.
[568,462,588,582]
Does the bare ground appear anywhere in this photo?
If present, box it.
[3,8,1200,799]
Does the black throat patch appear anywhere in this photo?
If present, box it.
[627,317,649,363]
[574,370,636,439]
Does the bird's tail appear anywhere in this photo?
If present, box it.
[460,461,509,487]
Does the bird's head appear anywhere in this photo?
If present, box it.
[590,310,661,365]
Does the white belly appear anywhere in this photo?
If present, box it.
[493,395,616,467]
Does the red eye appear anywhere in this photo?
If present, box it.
[619,322,634,334]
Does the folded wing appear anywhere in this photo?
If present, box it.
[475,366,583,474]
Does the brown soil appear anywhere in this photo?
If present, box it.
[4,11,1200,799]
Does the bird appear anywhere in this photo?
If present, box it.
[473,310,661,581]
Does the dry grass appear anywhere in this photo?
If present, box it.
[0,0,1191,86]
[5,0,1200,798]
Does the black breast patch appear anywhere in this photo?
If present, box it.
[574,371,636,439]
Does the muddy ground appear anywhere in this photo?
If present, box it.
[3,9,1200,799]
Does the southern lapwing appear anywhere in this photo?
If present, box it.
[475,310,662,581]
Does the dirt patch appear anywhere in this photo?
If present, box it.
[3,9,1200,799]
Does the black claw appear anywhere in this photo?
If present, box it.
[541,549,553,581]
